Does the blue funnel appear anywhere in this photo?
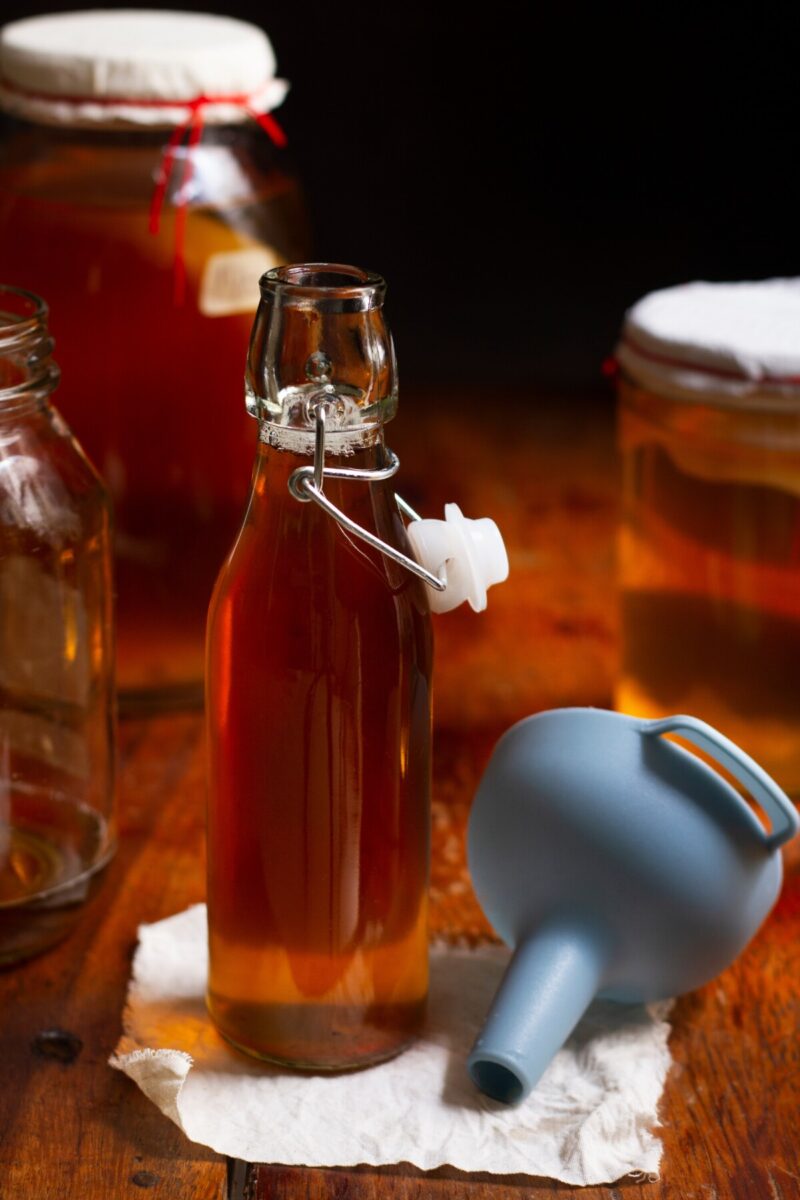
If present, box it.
[467,709,798,1104]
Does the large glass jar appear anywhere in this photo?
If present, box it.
[0,286,115,964]
[0,11,308,705]
[615,280,800,795]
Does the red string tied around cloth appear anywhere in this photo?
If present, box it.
[146,91,287,305]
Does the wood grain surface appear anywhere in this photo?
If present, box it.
[0,716,226,1200]
[1,392,798,1200]
[250,839,800,1200]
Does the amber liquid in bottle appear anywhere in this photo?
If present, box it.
[206,442,432,1067]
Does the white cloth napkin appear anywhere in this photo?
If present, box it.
[110,905,672,1185]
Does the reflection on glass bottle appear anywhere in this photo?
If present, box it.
[206,265,432,1068]
[0,286,115,964]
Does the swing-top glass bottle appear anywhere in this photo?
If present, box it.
[206,265,433,1068]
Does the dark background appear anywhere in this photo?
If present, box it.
[3,1,799,389]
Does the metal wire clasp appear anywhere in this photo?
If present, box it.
[287,403,446,592]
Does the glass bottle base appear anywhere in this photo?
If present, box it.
[207,994,426,1071]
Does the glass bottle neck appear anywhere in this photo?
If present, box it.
[246,264,398,450]
[252,436,387,485]
[256,410,387,456]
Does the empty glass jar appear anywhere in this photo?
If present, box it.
[0,286,115,963]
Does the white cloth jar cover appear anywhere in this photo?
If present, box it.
[616,278,800,407]
[0,10,288,128]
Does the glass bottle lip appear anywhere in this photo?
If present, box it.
[260,263,386,313]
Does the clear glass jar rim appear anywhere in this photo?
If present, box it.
[0,285,57,403]
[0,284,48,344]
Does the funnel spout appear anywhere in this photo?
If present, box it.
[468,921,607,1104]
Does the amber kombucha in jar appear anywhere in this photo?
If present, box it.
[0,11,308,705]
[615,280,800,795]
[206,266,432,1067]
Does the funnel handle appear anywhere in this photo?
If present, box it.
[645,714,799,850]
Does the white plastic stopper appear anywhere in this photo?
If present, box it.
[406,504,509,614]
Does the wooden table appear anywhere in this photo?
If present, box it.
[1,393,798,1199]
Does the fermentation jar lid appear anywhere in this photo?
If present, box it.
[616,278,800,408]
[0,9,288,129]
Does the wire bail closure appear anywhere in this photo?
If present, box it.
[287,403,447,592]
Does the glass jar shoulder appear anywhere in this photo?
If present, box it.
[0,402,110,550]
[0,119,296,210]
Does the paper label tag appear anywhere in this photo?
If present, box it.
[198,247,283,318]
